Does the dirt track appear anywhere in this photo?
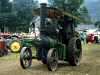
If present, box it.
[0,44,100,75]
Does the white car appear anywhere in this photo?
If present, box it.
[93,29,100,42]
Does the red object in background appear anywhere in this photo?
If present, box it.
[0,37,8,56]
[87,33,95,43]
[0,37,6,50]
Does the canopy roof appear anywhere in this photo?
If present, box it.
[33,7,84,23]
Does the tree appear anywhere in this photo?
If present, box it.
[48,0,90,24]
[0,0,39,32]
[13,0,39,32]
[48,0,83,12]
[0,0,12,32]
[79,6,92,24]
[0,0,12,13]
[95,21,100,28]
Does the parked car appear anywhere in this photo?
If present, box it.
[93,29,100,43]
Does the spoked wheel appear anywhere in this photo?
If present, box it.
[68,37,82,66]
[47,48,58,71]
[20,47,32,69]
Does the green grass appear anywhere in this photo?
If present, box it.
[0,47,37,61]
[0,43,100,61]
[0,53,19,61]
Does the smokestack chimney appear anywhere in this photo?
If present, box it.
[40,3,47,34]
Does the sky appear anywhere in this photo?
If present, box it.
[85,0,100,22]
[9,0,48,3]
[38,0,48,3]
[85,0,99,2]
[9,0,13,2]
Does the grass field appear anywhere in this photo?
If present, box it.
[0,43,100,75]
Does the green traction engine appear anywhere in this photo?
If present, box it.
[20,3,82,71]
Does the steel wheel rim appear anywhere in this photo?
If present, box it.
[22,49,32,68]
[48,50,58,71]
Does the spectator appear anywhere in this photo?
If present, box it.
[80,31,87,44]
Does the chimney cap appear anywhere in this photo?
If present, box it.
[40,3,47,6]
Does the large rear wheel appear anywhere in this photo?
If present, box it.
[68,37,82,66]
[20,47,32,69]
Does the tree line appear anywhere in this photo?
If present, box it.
[0,0,92,32]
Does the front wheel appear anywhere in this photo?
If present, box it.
[20,47,32,69]
[47,48,58,71]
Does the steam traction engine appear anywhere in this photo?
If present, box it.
[20,3,82,71]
